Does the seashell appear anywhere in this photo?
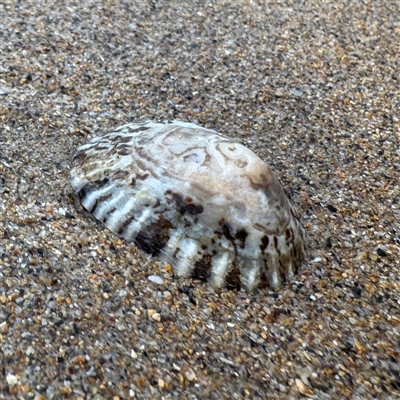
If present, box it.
[70,121,305,290]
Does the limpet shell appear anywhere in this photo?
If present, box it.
[70,121,305,290]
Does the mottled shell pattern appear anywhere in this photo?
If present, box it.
[70,121,305,290]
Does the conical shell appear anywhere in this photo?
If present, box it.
[70,121,305,290]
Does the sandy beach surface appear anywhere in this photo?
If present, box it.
[1,1,399,399]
